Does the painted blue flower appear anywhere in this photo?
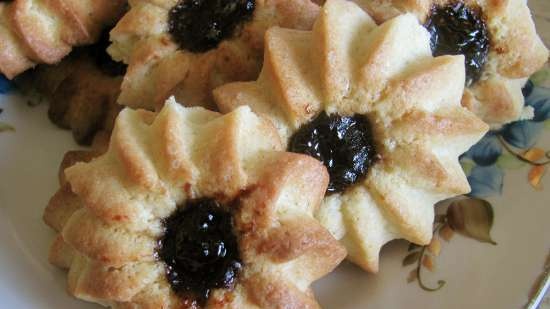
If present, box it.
[525,82,550,122]
[462,131,502,166]
[462,80,550,197]
[500,121,544,149]
[0,74,13,94]
[467,164,504,197]
[522,79,534,97]
[500,81,550,149]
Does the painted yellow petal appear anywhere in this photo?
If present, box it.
[522,148,546,162]
[439,224,454,242]
[528,165,546,190]
[422,255,435,272]
[428,238,441,257]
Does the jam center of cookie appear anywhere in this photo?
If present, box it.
[289,112,378,194]
[168,0,255,53]
[425,2,489,86]
[159,199,242,302]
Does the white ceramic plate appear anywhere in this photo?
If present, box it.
[1,4,549,309]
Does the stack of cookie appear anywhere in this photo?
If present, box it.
[2,0,547,307]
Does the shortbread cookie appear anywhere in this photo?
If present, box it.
[108,0,320,110]
[43,99,346,308]
[16,31,125,145]
[214,0,489,272]
[353,0,549,126]
[0,0,127,79]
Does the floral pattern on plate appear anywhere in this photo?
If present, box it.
[403,68,550,305]
[403,197,496,291]
[461,77,550,197]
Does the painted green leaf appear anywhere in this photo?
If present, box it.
[446,198,497,245]
[530,68,550,87]
[496,153,526,170]
[544,119,550,130]
[460,158,475,175]
[407,268,418,283]
[434,214,446,223]
[402,251,421,266]
[408,243,420,252]
[0,122,15,133]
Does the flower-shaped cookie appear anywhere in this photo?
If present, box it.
[0,0,127,79]
[107,0,320,111]
[17,31,125,145]
[43,99,345,308]
[214,0,489,272]
[353,0,549,126]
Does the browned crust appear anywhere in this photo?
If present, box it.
[235,153,328,240]
[43,0,90,45]
[353,0,549,125]
[44,101,345,308]
[14,45,124,145]
[467,78,524,124]
[109,0,320,110]
[244,276,320,309]
[0,4,34,78]
[213,0,488,273]
[44,147,107,233]
[392,108,489,138]
[44,149,105,232]
[10,0,71,63]
[44,184,82,231]
[48,234,75,269]
[259,217,346,264]
[57,150,101,185]
[0,0,127,78]
[62,209,155,265]
[261,28,321,126]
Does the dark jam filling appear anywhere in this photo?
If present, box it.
[168,0,255,53]
[289,112,378,194]
[87,30,127,77]
[159,199,242,304]
[424,2,489,86]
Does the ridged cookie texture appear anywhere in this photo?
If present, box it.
[353,0,549,126]
[214,0,489,272]
[0,0,127,79]
[43,98,346,308]
[107,0,320,111]
[16,47,123,145]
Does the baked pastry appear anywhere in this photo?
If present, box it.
[16,31,125,145]
[214,0,489,272]
[0,0,127,79]
[108,0,320,111]
[352,0,549,126]
[43,99,346,308]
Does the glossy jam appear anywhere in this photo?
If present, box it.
[289,112,377,194]
[168,0,255,53]
[425,2,489,86]
[159,199,242,303]
[87,30,127,77]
